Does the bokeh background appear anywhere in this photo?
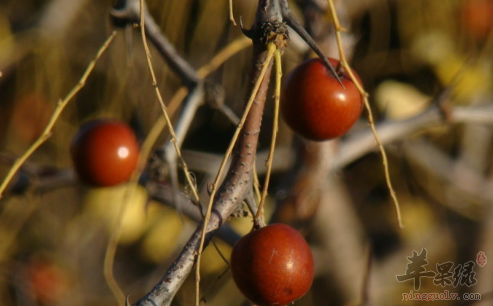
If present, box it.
[1,0,493,305]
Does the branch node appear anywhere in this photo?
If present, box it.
[260,21,289,51]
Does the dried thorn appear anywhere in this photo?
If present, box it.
[239,16,254,39]
[281,9,343,87]
[109,7,129,24]
[110,0,142,24]
[110,6,138,27]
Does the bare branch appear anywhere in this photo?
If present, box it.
[333,103,493,170]
[4,103,493,198]
[110,0,200,88]
[147,181,241,246]
[131,1,284,303]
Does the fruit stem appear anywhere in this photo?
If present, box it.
[228,0,237,26]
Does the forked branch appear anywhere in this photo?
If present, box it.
[131,1,286,304]
[111,0,199,87]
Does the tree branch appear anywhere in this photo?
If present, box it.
[111,0,200,88]
[333,103,493,170]
[3,103,493,198]
[133,52,273,306]
[131,1,284,304]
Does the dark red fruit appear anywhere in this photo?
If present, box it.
[71,119,139,187]
[27,258,68,304]
[281,57,363,141]
[230,224,315,306]
[461,0,493,41]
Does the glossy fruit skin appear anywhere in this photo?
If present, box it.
[281,57,363,141]
[71,120,139,187]
[230,224,315,306]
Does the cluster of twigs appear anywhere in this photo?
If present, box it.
[2,0,493,305]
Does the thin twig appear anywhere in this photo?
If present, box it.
[137,4,236,274]
[113,1,251,213]
[9,103,493,200]
[148,181,243,247]
[132,37,275,306]
[0,31,117,199]
[245,186,262,221]
[139,0,201,205]
[252,164,262,203]
[112,3,250,202]
[326,0,403,228]
[161,85,204,214]
[229,0,237,26]
[111,0,199,87]
[334,103,493,169]
[103,35,253,303]
[196,37,251,78]
[195,43,277,306]
[151,36,251,158]
[255,48,282,223]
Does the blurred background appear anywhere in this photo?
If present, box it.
[1,0,493,305]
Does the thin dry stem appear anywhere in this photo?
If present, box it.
[144,36,251,154]
[139,0,200,204]
[105,245,125,304]
[255,49,282,223]
[229,0,237,26]
[103,37,254,302]
[195,43,277,306]
[138,88,188,153]
[197,37,250,78]
[0,31,117,199]
[362,96,403,228]
[253,164,262,203]
[327,0,403,228]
